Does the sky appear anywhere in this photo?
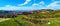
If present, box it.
[0,0,60,11]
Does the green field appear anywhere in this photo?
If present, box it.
[0,15,35,26]
[0,16,60,26]
[0,10,60,26]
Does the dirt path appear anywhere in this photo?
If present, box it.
[0,18,11,22]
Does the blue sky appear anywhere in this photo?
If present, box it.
[0,0,60,10]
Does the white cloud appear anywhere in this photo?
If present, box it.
[32,1,46,10]
[39,1,45,5]
[47,1,58,7]
[32,4,39,6]
[0,1,60,11]
[32,1,45,6]
[0,5,38,11]
[0,5,20,10]
[19,0,31,6]
[47,1,60,10]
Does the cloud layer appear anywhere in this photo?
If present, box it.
[0,0,60,10]
[19,0,31,6]
[32,1,45,6]
[47,1,60,10]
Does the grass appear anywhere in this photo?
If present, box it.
[0,15,60,26]
[0,19,18,26]
[46,18,60,26]
[0,15,34,26]
[0,15,24,26]
[0,10,60,26]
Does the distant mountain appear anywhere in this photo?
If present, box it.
[0,9,54,18]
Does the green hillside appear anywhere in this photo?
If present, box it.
[0,10,60,26]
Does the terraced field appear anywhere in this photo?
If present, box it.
[0,15,60,26]
[0,10,60,26]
